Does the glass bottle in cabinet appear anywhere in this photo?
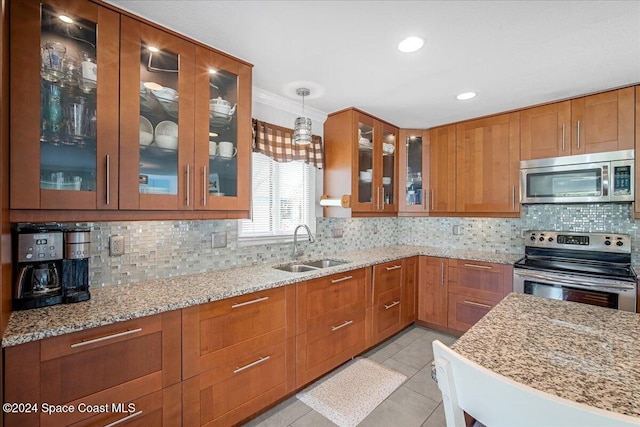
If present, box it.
[194,46,251,211]
[10,0,119,209]
[119,17,195,210]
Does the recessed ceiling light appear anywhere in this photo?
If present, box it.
[398,36,424,53]
[59,15,74,24]
[147,46,160,53]
[456,92,477,100]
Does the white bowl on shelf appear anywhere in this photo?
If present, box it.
[155,135,178,150]
[140,131,153,146]
[360,171,372,182]
[383,177,392,185]
[152,86,178,101]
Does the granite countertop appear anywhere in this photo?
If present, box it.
[451,293,640,419]
[2,245,522,348]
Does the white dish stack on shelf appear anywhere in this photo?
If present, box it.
[359,169,372,183]
[382,142,395,155]
[154,121,178,150]
[139,115,153,146]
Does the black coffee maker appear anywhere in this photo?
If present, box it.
[13,224,64,310]
[62,228,91,303]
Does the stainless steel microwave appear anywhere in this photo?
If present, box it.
[520,150,634,204]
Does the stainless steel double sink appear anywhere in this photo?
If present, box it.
[274,259,349,272]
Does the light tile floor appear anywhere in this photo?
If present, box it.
[244,325,457,427]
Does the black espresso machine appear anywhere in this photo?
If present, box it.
[13,223,90,310]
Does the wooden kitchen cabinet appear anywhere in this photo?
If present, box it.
[398,130,429,214]
[521,87,634,160]
[402,256,418,326]
[417,256,448,328]
[295,268,371,387]
[455,112,520,215]
[323,108,399,217]
[429,125,457,213]
[447,259,513,332]
[371,260,405,344]
[4,310,181,426]
[181,286,295,426]
[10,0,120,210]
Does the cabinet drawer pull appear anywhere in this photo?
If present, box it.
[385,265,402,271]
[231,296,269,308]
[104,410,143,427]
[463,300,492,309]
[70,328,143,348]
[384,301,400,310]
[105,155,111,205]
[203,165,207,206]
[331,275,353,283]
[331,320,353,331]
[463,263,492,270]
[233,356,270,374]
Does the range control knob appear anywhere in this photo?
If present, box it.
[616,241,623,247]
[604,240,611,246]
[539,237,544,241]
[530,236,536,241]
[548,237,554,242]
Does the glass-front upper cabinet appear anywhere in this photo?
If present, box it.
[10,0,119,210]
[355,113,375,210]
[194,46,252,211]
[398,129,428,213]
[119,17,195,210]
[379,122,398,212]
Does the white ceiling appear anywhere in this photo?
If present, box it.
[107,1,640,129]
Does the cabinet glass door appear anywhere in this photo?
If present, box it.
[405,134,423,207]
[381,123,397,210]
[138,46,180,196]
[356,114,375,208]
[10,0,119,210]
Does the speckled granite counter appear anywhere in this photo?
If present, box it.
[2,245,522,348]
[451,293,640,418]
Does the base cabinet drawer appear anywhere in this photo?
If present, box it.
[372,288,403,345]
[182,339,294,427]
[296,309,368,388]
[447,294,497,332]
[448,260,512,302]
[373,260,404,301]
[4,311,182,427]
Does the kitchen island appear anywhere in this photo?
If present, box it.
[450,293,640,419]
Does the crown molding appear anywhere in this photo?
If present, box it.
[252,86,328,123]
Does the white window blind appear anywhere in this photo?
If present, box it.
[239,152,315,242]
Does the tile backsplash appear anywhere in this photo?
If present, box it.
[74,203,637,286]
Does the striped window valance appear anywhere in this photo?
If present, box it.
[252,119,323,169]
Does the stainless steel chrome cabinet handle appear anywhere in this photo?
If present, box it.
[331,275,353,284]
[233,356,270,374]
[463,263,492,270]
[385,265,402,271]
[576,120,581,149]
[431,189,435,210]
[203,165,207,206]
[105,154,110,205]
[561,123,566,151]
[104,411,143,427]
[231,296,269,308]
[331,320,353,331]
[186,164,191,206]
[512,186,516,210]
[70,328,143,348]
[463,300,492,309]
[384,301,400,310]
[382,188,385,209]
[423,189,428,210]
[440,262,445,285]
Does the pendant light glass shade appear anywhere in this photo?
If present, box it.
[293,88,312,145]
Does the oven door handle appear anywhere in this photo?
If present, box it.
[515,269,636,290]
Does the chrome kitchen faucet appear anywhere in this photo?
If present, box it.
[293,224,315,260]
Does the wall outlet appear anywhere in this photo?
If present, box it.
[452,225,461,235]
[212,232,227,248]
[109,234,125,256]
[332,227,344,238]
[373,224,379,234]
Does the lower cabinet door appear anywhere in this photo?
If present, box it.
[182,339,293,427]
[64,384,181,427]
[447,293,497,332]
[295,308,367,388]
[372,288,403,345]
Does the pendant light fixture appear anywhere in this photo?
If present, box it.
[293,88,312,145]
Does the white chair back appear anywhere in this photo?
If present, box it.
[432,340,640,427]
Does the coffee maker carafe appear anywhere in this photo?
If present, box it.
[62,228,91,303]
[13,224,64,310]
